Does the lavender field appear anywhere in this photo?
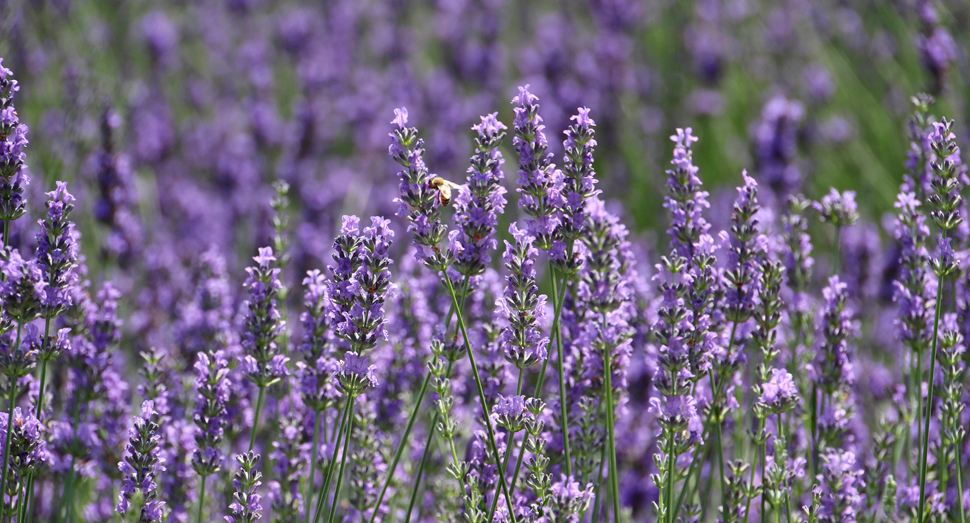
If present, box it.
[0,0,968,522]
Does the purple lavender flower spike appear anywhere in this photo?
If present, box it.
[451,112,508,277]
[497,222,549,369]
[512,85,563,251]
[753,95,803,208]
[117,400,166,522]
[0,58,29,228]
[191,350,231,478]
[35,181,79,325]
[389,108,450,270]
[1,249,45,324]
[226,451,263,523]
[336,351,378,398]
[814,188,860,229]
[242,246,287,388]
[555,106,600,276]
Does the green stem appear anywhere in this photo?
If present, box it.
[485,369,526,521]
[782,416,793,523]
[196,474,208,523]
[591,443,608,523]
[0,323,23,514]
[443,272,518,523]
[306,411,320,523]
[402,411,440,523]
[604,346,621,523]
[313,397,351,523]
[956,444,967,523]
[248,386,266,452]
[810,384,818,481]
[550,269,573,478]
[917,268,947,523]
[326,397,356,523]
[833,226,841,276]
[742,417,767,523]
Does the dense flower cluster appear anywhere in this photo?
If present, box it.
[0,2,969,521]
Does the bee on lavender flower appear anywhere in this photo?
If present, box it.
[430,176,464,206]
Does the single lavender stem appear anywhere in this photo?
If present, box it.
[810,383,818,481]
[917,266,946,523]
[782,417,793,523]
[313,397,352,523]
[325,397,355,523]
[248,385,266,452]
[305,411,320,523]
[591,443,608,523]
[956,444,967,523]
[603,335,621,523]
[833,226,841,275]
[443,272,518,523]
[0,323,23,512]
[552,269,573,477]
[196,475,207,523]
[742,417,767,523]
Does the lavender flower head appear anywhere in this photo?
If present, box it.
[497,222,549,369]
[753,95,804,205]
[226,451,263,523]
[1,249,45,323]
[492,394,530,433]
[3,407,50,496]
[558,108,599,244]
[117,400,166,522]
[759,368,799,413]
[328,216,394,355]
[36,181,79,322]
[814,188,860,228]
[812,276,855,395]
[0,58,29,225]
[664,128,710,261]
[546,475,595,523]
[451,112,508,277]
[242,246,288,388]
[191,350,231,478]
[512,85,564,250]
[389,108,450,269]
[722,171,767,324]
[336,351,378,398]
[817,448,864,523]
[296,269,337,413]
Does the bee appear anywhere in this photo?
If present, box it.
[430,176,463,206]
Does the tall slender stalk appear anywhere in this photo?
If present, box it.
[742,417,767,523]
[196,475,208,523]
[604,344,622,523]
[443,272,518,523]
[248,385,266,452]
[917,268,946,523]
[305,411,320,523]
[313,397,352,523]
[0,323,23,514]
[326,398,356,523]
[551,270,572,476]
